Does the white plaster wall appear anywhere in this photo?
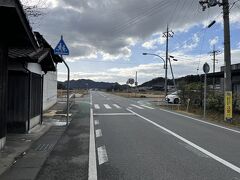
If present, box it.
[29,115,41,130]
[43,71,57,111]
[0,137,6,150]
[27,63,42,75]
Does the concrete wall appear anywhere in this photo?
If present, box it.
[43,71,57,111]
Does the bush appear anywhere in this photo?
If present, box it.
[207,93,224,112]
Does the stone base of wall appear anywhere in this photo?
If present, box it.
[0,137,6,150]
[29,115,41,130]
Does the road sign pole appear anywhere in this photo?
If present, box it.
[203,62,210,119]
[204,72,207,119]
[54,35,70,126]
[62,56,70,126]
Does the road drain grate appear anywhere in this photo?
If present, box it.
[34,144,54,151]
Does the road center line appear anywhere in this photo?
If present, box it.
[127,108,240,174]
[88,108,97,180]
[159,108,240,134]
[95,129,102,138]
[97,145,108,165]
[94,120,99,125]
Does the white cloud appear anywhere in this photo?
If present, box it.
[182,33,200,51]
[237,42,240,48]
[142,36,165,50]
[36,0,240,61]
[209,36,219,47]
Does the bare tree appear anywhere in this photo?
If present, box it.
[21,0,47,27]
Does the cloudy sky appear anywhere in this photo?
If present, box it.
[24,0,240,84]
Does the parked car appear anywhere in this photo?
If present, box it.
[165,90,181,104]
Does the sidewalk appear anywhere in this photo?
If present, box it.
[0,101,69,179]
[36,95,90,180]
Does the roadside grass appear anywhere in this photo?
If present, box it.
[57,89,89,97]
[110,91,165,98]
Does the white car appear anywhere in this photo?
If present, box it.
[165,91,181,104]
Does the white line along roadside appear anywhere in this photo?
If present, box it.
[95,129,102,138]
[159,108,240,134]
[97,145,108,165]
[88,108,97,180]
[103,104,112,109]
[127,108,240,174]
[130,104,144,109]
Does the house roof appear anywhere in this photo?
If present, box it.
[0,0,38,49]
[1,0,62,73]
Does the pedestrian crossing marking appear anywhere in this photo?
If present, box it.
[94,104,100,109]
[140,104,155,110]
[113,104,121,109]
[130,104,144,109]
[103,104,111,109]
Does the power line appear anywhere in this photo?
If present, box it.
[113,0,171,34]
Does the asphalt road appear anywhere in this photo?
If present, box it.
[90,91,240,180]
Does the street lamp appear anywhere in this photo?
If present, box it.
[142,52,167,96]
[168,56,178,90]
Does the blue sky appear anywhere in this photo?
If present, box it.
[27,0,240,84]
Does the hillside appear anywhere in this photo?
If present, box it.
[58,79,129,90]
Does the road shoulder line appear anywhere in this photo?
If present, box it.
[127,108,240,174]
[159,108,240,134]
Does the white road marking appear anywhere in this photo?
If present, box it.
[94,104,100,109]
[159,108,240,134]
[130,104,144,109]
[104,104,111,109]
[88,108,97,180]
[113,104,121,109]
[95,129,102,138]
[97,146,108,165]
[90,92,92,106]
[99,93,107,98]
[94,120,99,125]
[94,113,134,116]
[127,108,240,174]
[140,104,155,110]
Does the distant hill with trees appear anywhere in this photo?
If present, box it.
[58,79,129,90]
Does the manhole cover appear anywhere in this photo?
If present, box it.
[34,144,54,151]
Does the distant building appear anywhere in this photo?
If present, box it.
[208,63,240,95]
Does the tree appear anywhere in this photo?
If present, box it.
[21,0,47,26]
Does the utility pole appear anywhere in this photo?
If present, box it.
[163,25,174,97]
[199,0,232,122]
[209,45,220,90]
